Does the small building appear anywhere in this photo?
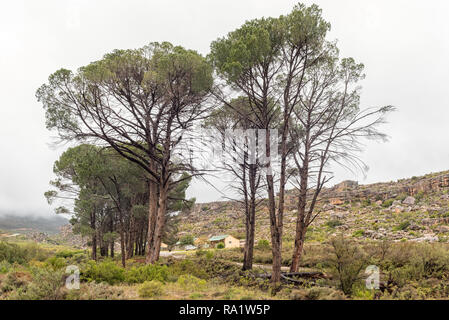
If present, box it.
[160,243,168,251]
[184,245,197,251]
[208,235,240,249]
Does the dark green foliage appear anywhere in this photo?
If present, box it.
[80,260,169,285]
[326,220,343,228]
[329,236,368,295]
[55,249,85,259]
[81,261,125,285]
[256,239,270,250]
[124,265,169,284]
[9,268,65,300]
[382,199,395,208]
[44,257,67,270]
[394,221,411,231]
[179,234,195,246]
[0,242,48,265]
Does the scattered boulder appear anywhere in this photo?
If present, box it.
[402,196,416,205]
[435,226,449,233]
[408,224,421,231]
[392,200,402,207]
[330,211,346,220]
[410,235,439,243]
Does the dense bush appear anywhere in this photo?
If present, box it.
[45,257,67,270]
[80,260,170,285]
[1,270,30,294]
[55,249,85,259]
[0,242,48,265]
[0,261,12,274]
[177,274,207,291]
[382,199,395,208]
[124,264,169,284]
[179,234,195,246]
[81,260,125,285]
[8,268,65,300]
[138,280,164,298]
[256,240,270,250]
[329,236,368,295]
[326,220,343,228]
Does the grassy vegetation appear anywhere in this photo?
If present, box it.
[4,227,449,300]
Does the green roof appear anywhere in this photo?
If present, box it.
[208,235,229,242]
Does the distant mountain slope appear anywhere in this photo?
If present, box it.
[179,170,449,243]
[0,214,69,234]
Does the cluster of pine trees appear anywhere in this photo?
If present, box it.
[38,3,393,285]
[45,145,193,267]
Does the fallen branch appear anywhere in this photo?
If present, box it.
[255,271,327,280]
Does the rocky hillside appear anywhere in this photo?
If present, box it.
[179,170,449,243]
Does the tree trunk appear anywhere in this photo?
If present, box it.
[118,210,126,267]
[149,185,167,264]
[243,166,257,271]
[290,159,309,272]
[242,203,255,270]
[109,216,114,258]
[266,128,282,286]
[267,174,282,286]
[110,241,114,258]
[145,178,158,264]
[290,221,306,272]
[90,211,97,261]
[127,215,135,259]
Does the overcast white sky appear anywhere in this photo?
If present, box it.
[1,0,449,216]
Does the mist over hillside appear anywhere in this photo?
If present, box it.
[0,213,69,234]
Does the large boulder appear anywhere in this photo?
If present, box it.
[402,196,416,205]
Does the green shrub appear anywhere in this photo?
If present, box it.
[0,242,49,265]
[205,250,214,260]
[329,236,368,295]
[81,260,125,285]
[179,234,195,246]
[395,193,408,201]
[0,261,11,274]
[352,230,365,237]
[1,271,30,294]
[256,239,270,250]
[177,274,207,291]
[216,243,225,249]
[45,257,66,270]
[326,220,343,228]
[138,280,164,298]
[361,199,371,207]
[415,191,425,202]
[55,249,84,259]
[9,268,65,300]
[375,194,383,201]
[382,199,395,208]
[124,264,169,284]
[394,221,411,231]
[168,259,208,279]
[0,242,28,264]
